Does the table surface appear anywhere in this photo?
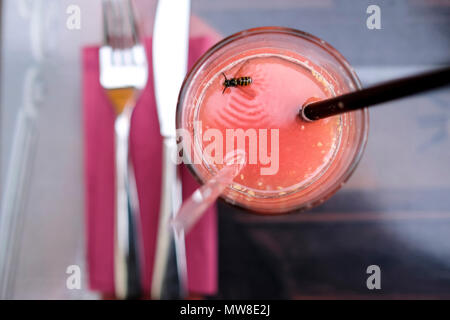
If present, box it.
[0,0,449,299]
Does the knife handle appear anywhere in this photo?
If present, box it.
[151,137,186,299]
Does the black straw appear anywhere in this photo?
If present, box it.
[301,66,450,121]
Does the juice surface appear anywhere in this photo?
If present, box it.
[197,54,341,193]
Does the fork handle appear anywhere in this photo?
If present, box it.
[114,108,142,299]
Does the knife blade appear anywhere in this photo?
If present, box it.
[151,0,191,299]
[153,0,190,138]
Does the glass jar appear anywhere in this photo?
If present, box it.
[177,27,369,214]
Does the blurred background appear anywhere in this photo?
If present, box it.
[0,0,449,299]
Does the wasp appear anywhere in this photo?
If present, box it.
[222,72,252,94]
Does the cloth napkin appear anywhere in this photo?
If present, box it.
[82,37,218,296]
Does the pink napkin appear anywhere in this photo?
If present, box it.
[82,37,218,296]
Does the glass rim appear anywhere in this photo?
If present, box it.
[176,26,369,215]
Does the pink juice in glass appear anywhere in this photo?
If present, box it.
[199,53,341,192]
[177,28,368,214]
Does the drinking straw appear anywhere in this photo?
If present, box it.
[169,150,246,297]
[300,66,450,121]
[172,150,246,235]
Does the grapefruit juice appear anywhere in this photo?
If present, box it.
[198,53,341,193]
[177,28,368,213]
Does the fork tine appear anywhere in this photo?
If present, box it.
[104,0,140,62]
[102,0,111,45]
[115,0,125,50]
[127,0,139,46]
[112,0,123,49]
[103,0,120,49]
[119,0,138,48]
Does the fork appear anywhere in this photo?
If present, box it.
[100,0,148,299]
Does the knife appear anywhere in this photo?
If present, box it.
[151,0,190,299]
